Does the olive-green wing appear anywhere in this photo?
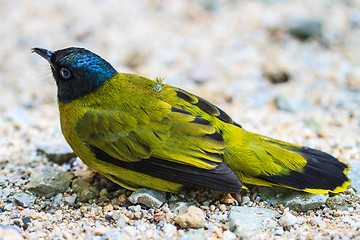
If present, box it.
[76,100,242,193]
[76,100,171,163]
[76,101,224,167]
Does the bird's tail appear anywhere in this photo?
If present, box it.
[226,128,351,194]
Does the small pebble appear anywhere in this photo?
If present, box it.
[13,193,36,208]
[20,209,36,219]
[13,219,22,228]
[213,226,223,238]
[221,193,236,204]
[126,212,134,219]
[4,204,14,211]
[241,196,250,205]
[94,226,107,236]
[105,214,113,221]
[279,208,297,227]
[154,214,165,222]
[22,217,31,225]
[274,227,285,235]
[64,194,77,205]
[264,69,290,84]
[219,204,227,212]
[71,178,99,202]
[288,18,322,40]
[103,204,113,212]
[163,223,177,235]
[128,188,166,208]
[222,230,237,240]
[175,206,205,229]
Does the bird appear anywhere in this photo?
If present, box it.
[32,47,350,196]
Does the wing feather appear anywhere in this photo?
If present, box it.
[76,103,225,169]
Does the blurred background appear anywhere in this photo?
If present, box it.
[0,0,359,166]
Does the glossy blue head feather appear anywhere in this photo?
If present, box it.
[33,47,117,103]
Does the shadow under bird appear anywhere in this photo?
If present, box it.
[32,47,350,197]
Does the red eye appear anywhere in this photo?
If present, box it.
[60,67,72,80]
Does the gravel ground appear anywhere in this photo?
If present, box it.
[1,0,360,239]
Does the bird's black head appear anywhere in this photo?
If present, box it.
[32,47,117,103]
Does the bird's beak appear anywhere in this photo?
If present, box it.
[32,48,54,65]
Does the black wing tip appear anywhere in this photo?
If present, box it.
[259,146,350,193]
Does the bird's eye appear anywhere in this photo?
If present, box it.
[59,67,72,80]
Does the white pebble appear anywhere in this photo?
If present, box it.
[116,218,126,228]
[112,212,120,220]
[241,196,250,205]
[32,220,42,229]
[4,203,14,211]
[279,209,297,227]
[275,227,285,235]
[219,204,227,212]
[20,209,36,218]
[133,205,141,212]
[217,213,227,222]
[222,230,237,240]
[163,223,177,235]
[296,216,305,225]
[94,226,107,236]
[162,206,170,213]
[64,194,77,205]
[1,188,11,199]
